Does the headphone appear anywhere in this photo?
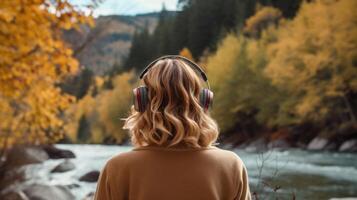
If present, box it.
[133,55,213,112]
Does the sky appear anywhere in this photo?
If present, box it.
[71,0,178,16]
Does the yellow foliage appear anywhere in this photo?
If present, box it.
[98,71,135,143]
[244,6,282,38]
[265,0,357,119]
[0,0,94,148]
[204,35,242,131]
[64,71,136,143]
[94,76,105,88]
[205,35,242,92]
[204,34,283,131]
[64,94,97,142]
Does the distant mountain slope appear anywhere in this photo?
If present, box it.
[64,12,167,75]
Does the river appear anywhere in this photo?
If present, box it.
[27,144,357,200]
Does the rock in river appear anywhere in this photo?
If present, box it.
[42,145,76,159]
[0,184,76,200]
[0,190,29,200]
[83,192,95,200]
[23,184,75,200]
[51,159,75,173]
[3,146,49,170]
[79,171,100,182]
[339,139,357,152]
[307,137,329,150]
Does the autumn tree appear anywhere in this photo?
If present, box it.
[77,115,91,143]
[243,6,282,38]
[0,0,94,150]
[205,33,285,136]
[64,71,135,144]
[265,0,357,124]
[98,71,134,143]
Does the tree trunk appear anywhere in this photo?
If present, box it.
[342,93,357,123]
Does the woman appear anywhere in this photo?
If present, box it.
[94,55,251,200]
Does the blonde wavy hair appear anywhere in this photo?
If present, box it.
[123,58,220,148]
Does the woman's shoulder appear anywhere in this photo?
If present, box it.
[209,146,246,166]
[104,149,141,168]
[103,145,245,171]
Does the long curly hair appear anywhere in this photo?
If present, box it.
[123,58,219,148]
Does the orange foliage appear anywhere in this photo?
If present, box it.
[0,0,94,148]
[179,47,194,60]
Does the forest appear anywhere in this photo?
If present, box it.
[1,0,356,151]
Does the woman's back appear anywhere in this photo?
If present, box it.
[94,56,251,200]
[94,145,251,200]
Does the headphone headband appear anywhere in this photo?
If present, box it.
[139,55,208,82]
[134,55,213,112]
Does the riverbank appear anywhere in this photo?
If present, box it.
[0,145,100,200]
[219,122,357,153]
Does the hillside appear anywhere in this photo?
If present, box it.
[64,12,168,75]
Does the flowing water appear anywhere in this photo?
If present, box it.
[26,144,357,200]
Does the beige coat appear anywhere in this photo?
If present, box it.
[94,145,251,200]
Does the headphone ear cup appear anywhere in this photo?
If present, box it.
[199,88,214,111]
[133,86,149,112]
